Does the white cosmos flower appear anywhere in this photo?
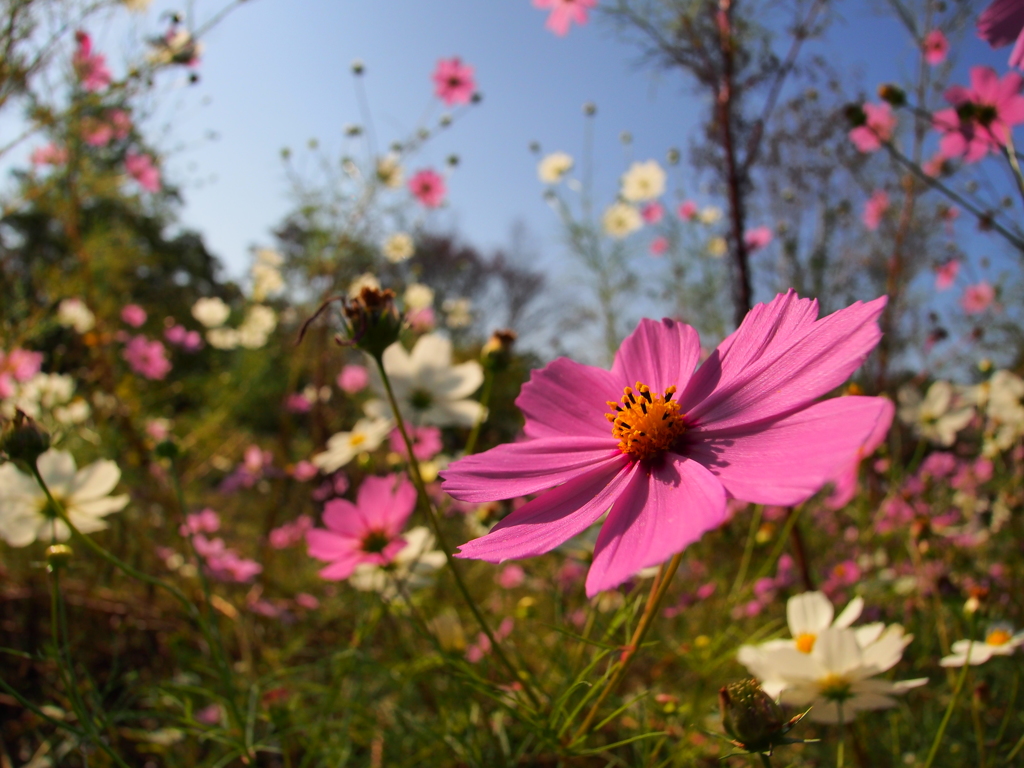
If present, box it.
[371,333,484,427]
[699,206,723,224]
[376,154,404,188]
[312,416,392,473]
[602,202,643,239]
[538,152,573,184]
[897,381,974,446]
[56,299,95,334]
[349,526,447,598]
[404,283,435,311]
[383,233,415,263]
[192,297,231,328]
[619,160,665,202]
[0,450,129,547]
[740,624,926,723]
[940,623,1024,667]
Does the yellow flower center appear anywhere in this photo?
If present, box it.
[606,382,686,462]
[818,673,852,702]
[795,633,817,654]
[986,628,1012,646]
[349,433,367,447]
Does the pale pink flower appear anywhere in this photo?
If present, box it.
[285,392,312,413]
[389,425,442,461]
[269,515,313,549]
[935,260,960,290]
[337,364,369,393]
[83,120,114,147]
[122,335,172,380]
[30,143,68,166]
[744,226,773,252]
[121,304,147,327]
[443,291,892,596]
[196,704,223,725]
[849,103,896,153]
[923,153,948,177]
[978,0,1024,69]
[432,57,475,106]
[641,201,664,224]
[533,0,598,37]
[962,281,995,313]
[306,474,416,580]
[649,236,669,257]
[408,169,446,208]
[406,306,436,332]
[193,535,262,582]
[862,190,890,231]
[109,110,132,140]
[146,419,171,441]
[73,31,112,92]
[678,200,698,221]
[934,67,1024,162]
[295,593,320,610]
[290,460,319,482]
[0,349,43,382]
[179,508,220,536]
[125,151,161,192]
[923,30,949,65]
[497,564,526,588]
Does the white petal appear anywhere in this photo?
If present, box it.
[67,460,121,504]
[834,596,864,629]
[71,494,129,519]
[788,591,834,636]
[813,628,863,675]
[36,450,77,496]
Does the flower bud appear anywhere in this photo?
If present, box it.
[844,103,867,127]
[154,439,180,460]
[583,101,596,116]
[341,287,402,361]
[877,83,906,107]
[46,544,73,571]
[481,329,517,372]
[351,59,365,75]
[1,411,51,466]
[666,147,680,165]
[719,679,806,755]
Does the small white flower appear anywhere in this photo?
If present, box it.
[192,297,231,328]
[254,247,284,267]
[54,398,91,425]
[376,154,404,188]
[897,381,974,446]
[206,328,240,350]
[122,0,153,11]
[312,416,393,473]
[0,450,129,547]
[602,202,642,239]
[538,152,573,184]
[699,206,723,224]
[56,298,95,333]
[383,233,415,263]
[349,526,447,598]
[251,263,284,301]
[619,160,665,202]
[940,624,1024,667]
[442,298,472,329]
[237,305,277,349]
[371,333,484,427]
[707,236,728,258]
[404,283,434,311]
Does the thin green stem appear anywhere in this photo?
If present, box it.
[730,505,762,598]
[570,552,683,746]
[837,702,845,768]
[759,753,773,768]
[971,676,986,768]
[1004,131,1024,212]
[372,355,543,710]
[462,368,494,456]
[923,635,975,768]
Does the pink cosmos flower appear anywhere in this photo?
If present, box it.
[109,110,132,140]
[442,290,892,596]
[73,31,112,92]
[744,226,773,252]
[295,592,320,610]
[290,460,319,482]
[641,201,664,224]
[165,325,203,352]
[407,306,436,332]
[497,564,526,588]
[121,304,147,327]
[678,200,698,221]
[649,236,669,257]
[179,508,220,536]
[83,120,114,147]
[935,260,960,290]
[125,151,161,192]
[269,515,313,549]
[193,535,262,582]
[849,103,897,153]
[306,474,416,580]
[285,392,313,413]
[923,30,949,65]
[337,364,369,393]
[978,0,1024,69]
[122,335,172,380]
[962,281,995,313]
[862,190,890,231]
[0,348,44,399]
[533,0,598,37]
[432,57,475,106]
[408,169,446,208]
[389,425,443,461]
[30,143,68,166]
[933,67,1024,162]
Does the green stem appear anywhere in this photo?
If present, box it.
[372,355,543,710]
[730,505,762,598]
[462,368,494,456]
[971,676,986,768]
[1004,131,1024,212]
[759,753,773,768]
[837,702,845,768]
[923,635,975,768]
[570,552,683,746]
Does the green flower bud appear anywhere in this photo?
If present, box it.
[719,679,807,755]
[46,544,73,571]
[342,287,403,361]
[1,411,51,466]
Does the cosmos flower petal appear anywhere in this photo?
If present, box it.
[611,318,701,396]
[685,295,885,429]
[586,458,727,596]
[456,459,635,562]
[356,475,416,535]
[70,494,129,519]
[321,499,361,535]
[786,592,834,637]
[834,596,865,629]
[813,628,863,676]
[439,361,485,400]
[35,450,77,495]
[441,437,623,502]
[518,357,621,439]
[68,460,121,502]
[685,397,894,506]
[317,552,363,581]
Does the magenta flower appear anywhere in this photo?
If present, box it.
[862,190,890,231]
[649,236,669,257]
[641,201,664,224]
[306,474,416,580]
[408,169,446,208]
[125,151,161,192]
[30,143,68,166]
[533,0,598,37]
[923,30,949,65]
[389,425,443,461]
[122,335,172,380]
[978,0,1024,69]
[121,304,147,327]
[73,31,112,92]
[432,57,476,105]
[962,281,995,313]
[443,291,892,596]
[849,103,896,153]
[678,200,698,221]
[935,260,960,291]
[933,67,1024,162]
[743,226,773,252]
[337,364,369,393]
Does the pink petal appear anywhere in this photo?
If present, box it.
[611,318,701,396]
[518,357,621,439]
[683,294,885,430]
[321,499,363,537]
[356,475,415,536]
[317,552,363,581]
[971,66,999,100]
[587,458,727,596]
[684,396,894,506]
[307,529,357,562]
[456,459,635,562]
[978,0,1024,48]
[1011,29,1024,68]
[441,436,622,502]
[826,399,894,509]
